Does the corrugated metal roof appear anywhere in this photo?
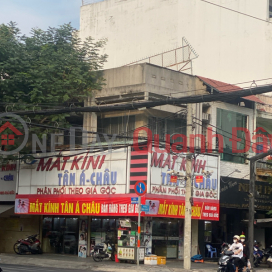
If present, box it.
[198,76,264,104]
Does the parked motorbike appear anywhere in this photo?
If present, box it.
[253,242,264,267]
[218,243,243,272]
[14,234,42,255]
[92,240,115,262]
[262,245,272,263]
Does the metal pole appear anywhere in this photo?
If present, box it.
[247,149,272,271]
[248,160,255,272]
[184,103,192,270]
[137,196,141,267]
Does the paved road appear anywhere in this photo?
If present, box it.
[0,264,92,272]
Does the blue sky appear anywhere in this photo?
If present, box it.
[0,0,81,35]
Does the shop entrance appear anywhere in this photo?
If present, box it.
[42,217,79,254]
[152,218,181,259]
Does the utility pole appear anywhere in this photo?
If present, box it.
[137,195,141,267]
[248,149,272,272]
[248,160,255,272]
[184,104,193,270]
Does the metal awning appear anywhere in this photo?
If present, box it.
[243,218,272,223]
[255,218,272,223]
[0,205,14,214]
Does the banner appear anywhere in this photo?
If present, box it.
[78,219,88,258]
[144,196,219,220]
[15,194,219,221]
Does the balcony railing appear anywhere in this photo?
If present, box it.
[82,0,106,5]
[256,160,272,170]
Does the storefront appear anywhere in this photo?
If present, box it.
[0,162,26,253]
[15,147,220,258]
[202,177,272,256]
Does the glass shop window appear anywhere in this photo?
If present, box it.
[204,221,212,243]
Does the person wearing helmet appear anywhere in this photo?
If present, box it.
[240,234,250,271]
[229,235,244,272]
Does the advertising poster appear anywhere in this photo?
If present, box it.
[78,219,88,258]
[15,198,29,213]
[118,247,134,260]
[139,248,145,260]
[143,234,152,255]
[145,200,159,215]
[143,218,152,254]
[130,236,135,247]
[144,219,152,234]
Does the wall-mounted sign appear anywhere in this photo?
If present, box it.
[0,163,17,201]
[150,152,220,202]
[220,177,272,210]
[18,149,128,196]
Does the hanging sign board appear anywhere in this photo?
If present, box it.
[120,220,131,228]
[195,176,203,183]
[170,175,178,183]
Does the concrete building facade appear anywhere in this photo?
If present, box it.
[82,63,272,253]
[80,0,272,85]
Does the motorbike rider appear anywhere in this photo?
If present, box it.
[240,234,250,271]
[229,235,244,272]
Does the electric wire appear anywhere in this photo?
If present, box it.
[200,0,272,24]
[0,116,253,162]
[1,77,272,113]
[3,82,272,116]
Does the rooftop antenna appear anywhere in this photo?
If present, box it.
[123,37,199,75]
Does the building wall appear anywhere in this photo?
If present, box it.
[90,64,207,140]
[0,211,40,253]
[257,94,272,113]
[98,64,203,98]
[80,0,272,85]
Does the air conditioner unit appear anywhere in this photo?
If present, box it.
[202,113,210,122]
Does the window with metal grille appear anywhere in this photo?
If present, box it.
[148,117,186,142]
[97,115,136,141]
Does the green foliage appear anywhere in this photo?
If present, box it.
[0,22,107,132]
[0,22,107,156]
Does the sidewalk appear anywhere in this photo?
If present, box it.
[0,253,271,272]
[0,253,216,272]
